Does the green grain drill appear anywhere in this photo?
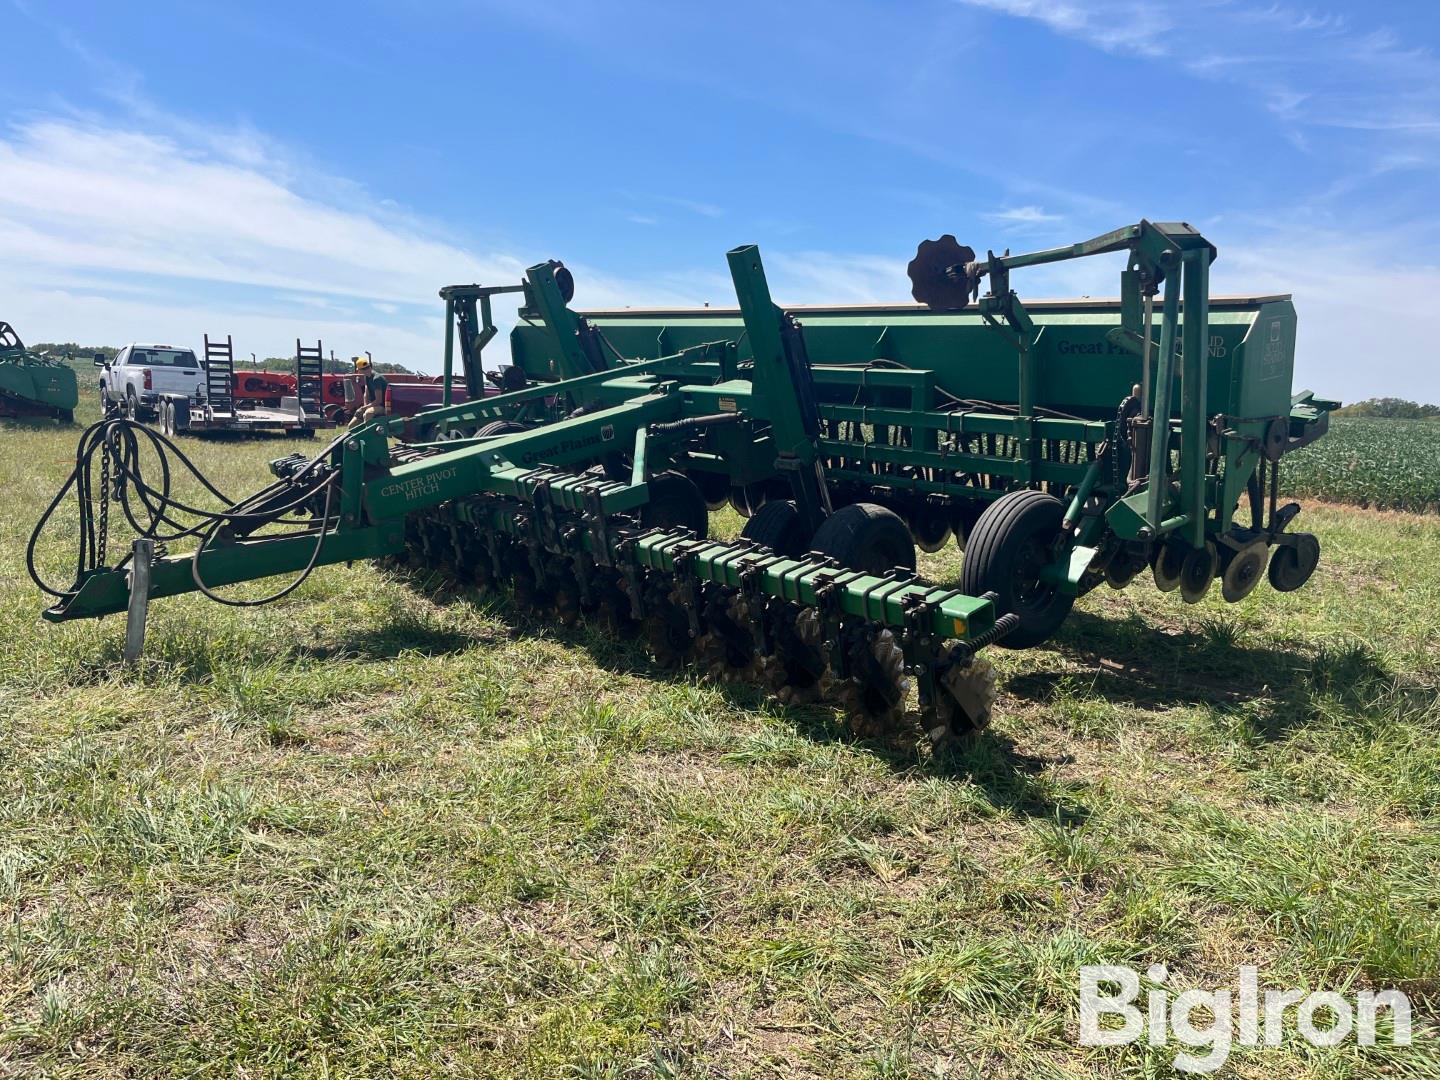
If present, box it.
[31,222,1336,743]
[0,322,78,422]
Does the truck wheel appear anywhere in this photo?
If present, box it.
[124,390,139,421]
[959,489,1073,648]
[640,472,709,540]
[811,503,916,575]
[157,399,172,435]
[740,499,811,558]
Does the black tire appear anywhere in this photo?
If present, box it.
[640,472,709,539]
[689,469,731,511]
[952,503,985,552]
[415,414,478,442]
[477,420,526,437]
[810,502,916,575]
[740,499,811,558]
[959,489,1074,648]
[124,390,138,421]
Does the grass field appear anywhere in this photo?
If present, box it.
[2,408,1438,1077]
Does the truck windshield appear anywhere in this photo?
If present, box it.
[132,348,198,368]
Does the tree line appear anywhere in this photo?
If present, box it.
[1335,398,1440,419]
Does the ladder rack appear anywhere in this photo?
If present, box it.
[203,335,235,414]
[295,340,325,419]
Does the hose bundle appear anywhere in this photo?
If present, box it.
[28,417,344,608]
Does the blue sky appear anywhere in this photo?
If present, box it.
[2,0,1438,400]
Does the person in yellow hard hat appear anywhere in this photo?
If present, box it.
[349,355,388,427]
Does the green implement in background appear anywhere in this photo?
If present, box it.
[0,322,78,423]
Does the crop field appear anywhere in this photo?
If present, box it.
[1283,417,1440,514]
[1,408,1438,1077]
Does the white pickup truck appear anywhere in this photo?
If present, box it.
[97,344,207,420]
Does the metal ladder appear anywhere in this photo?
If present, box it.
[294,340,324,419]
[203,335,235,414]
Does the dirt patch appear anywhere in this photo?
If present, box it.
[1303,499,1440,524]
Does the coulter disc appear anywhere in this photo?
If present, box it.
[642,580,694,668]
[693,592,760,682]
[909,501,954,553]
[1268,532,1321,592]
[834,626,910,738]
[1152,540,1187,593]
[1105,552,1147,590]
[763,607,831,707]
[929,653,998,748]
[1179,541,1219,605]
[1221,542,1268,603]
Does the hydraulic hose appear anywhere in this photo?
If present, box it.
[189,475,339,606]
[28,416,345,605]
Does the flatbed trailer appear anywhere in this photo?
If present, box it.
[158,335,333,436]
[156,395,328,437]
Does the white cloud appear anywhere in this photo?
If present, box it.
[0,117,715,370]
[0,120,516,307]
[1217,231,1440,403]
[651,194,724,219]
[767,252,914,306]
[955,0,1173,57]
[956,0,1440,148]
[984,205,1062,225]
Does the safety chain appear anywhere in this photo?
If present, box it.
[97,430,112,567]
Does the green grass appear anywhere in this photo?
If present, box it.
[1,408,1438,1076]
[1284,416,1440,513]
